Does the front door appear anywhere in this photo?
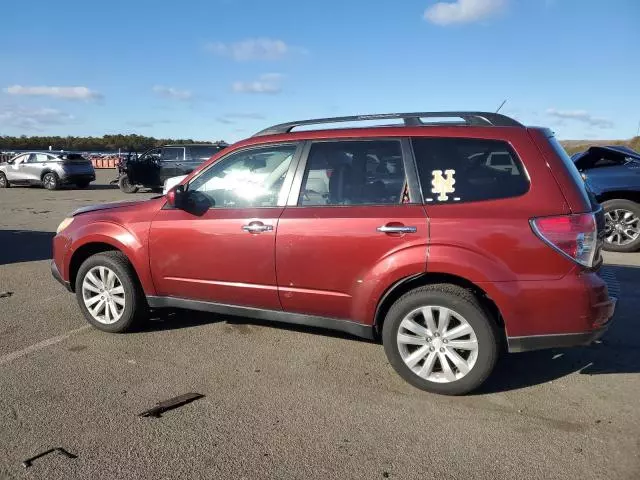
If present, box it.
[276,139,428,323]
[5,154,31,183]
[149,142,301,310]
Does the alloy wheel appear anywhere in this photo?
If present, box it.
[604,209,640,246]
[82,266,126,324]
[396,305,478,383]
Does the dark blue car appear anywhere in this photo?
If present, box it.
[572,146,640,252]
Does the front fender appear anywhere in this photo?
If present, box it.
[350,244,427,325]
[65,220,155,294]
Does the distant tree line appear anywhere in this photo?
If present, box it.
[0,134,227,152]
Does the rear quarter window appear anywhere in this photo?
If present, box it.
[411,137,529,204]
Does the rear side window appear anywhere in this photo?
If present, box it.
[299,140,407,206]
[412,137,529,204]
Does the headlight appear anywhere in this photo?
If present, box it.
[56,217,74,234]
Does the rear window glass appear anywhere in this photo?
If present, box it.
[412,137,529,204]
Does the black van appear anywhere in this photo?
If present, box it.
[116,143,228,193]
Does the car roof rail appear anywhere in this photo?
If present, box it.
[253,111,524,136]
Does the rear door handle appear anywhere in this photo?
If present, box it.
[242,222,274,234]
[377,225,417,234]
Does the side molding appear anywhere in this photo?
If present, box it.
[146,296,375,340]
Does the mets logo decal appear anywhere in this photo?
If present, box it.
[431,169,456,201]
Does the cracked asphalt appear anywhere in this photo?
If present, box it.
[0,170,639,479]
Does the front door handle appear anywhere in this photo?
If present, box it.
[242,222,274,234]
[377,225,417,234]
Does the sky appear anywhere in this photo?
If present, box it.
[1,0,639,142]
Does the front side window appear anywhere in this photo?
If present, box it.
[12,154,28,165]
[188,144,296,208]
[299,140,406,206]
[412,137,529,204]
[140,148,162,162]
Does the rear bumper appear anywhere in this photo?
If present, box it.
[60,173,96,184]
[505,268,618,353]
[51,260,72,292]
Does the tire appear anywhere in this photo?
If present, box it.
[75,251,148,333]
[42,172,59,190]
[118,174,139,194]
[382,284,499,396]
[0,172,9,188]
[75,181,90,189]
[602,199,640,253]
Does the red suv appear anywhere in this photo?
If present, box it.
[51,112,617,395]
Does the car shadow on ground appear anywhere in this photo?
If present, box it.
[0,229,54,265]
[478,264,640,394]
[142,264,640,391]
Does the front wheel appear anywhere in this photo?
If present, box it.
[0,172,9,188]
[602,199,640,253]
[382,284,499,395]
[75,251,147,333]
[118,174,139,194]
[42,172,59,190]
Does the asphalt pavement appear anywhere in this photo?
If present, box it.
[0,170,638,479]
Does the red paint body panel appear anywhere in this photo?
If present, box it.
[276,205,428,323]
[51,122,615,345]
[148,207,283,310]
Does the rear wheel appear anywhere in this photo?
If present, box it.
[382,284,499,395]
[42,172,59,190]
[118,174,139,194]
[602,199,640,253]
[75,251,147,333]
[0,172,9,188]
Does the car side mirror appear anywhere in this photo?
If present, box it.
[166,185,186,209]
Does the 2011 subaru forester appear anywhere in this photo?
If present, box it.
[51,112,617,395]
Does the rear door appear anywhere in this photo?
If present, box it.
[275,138,428,323]
[23,153,48,182]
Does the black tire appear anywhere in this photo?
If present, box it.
[75,251,148,333]
[0,172,9,188]
[602,199,640,253]
[42,172,59,190]
[382,284,499,396]
[75,181,91,189]
[118,174,139,194]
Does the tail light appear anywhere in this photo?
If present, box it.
[530,213,598,267]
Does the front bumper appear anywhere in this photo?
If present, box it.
[507,268,618,353]
[51,260,72,292]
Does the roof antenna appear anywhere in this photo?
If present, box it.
[496,99,507,113]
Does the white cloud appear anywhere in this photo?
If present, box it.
[546,108,613,129]
[424,0,506,25]
[4,85,102,100]
[0,105,74,131]
[232,73,284,94]
[152,85,193,101]
[206,38,305,61]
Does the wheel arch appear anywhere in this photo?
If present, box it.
[373,272,505,341]
[40,169,57,180]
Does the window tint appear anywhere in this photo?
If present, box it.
[34,153,49,162]
[299,140,406,206]
[187,145,225,161]
[189,144,296,208]
[412,138,529,204]
[162,147,183,161]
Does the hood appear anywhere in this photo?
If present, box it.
[72,200,145,216]
[572,145,640,163]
